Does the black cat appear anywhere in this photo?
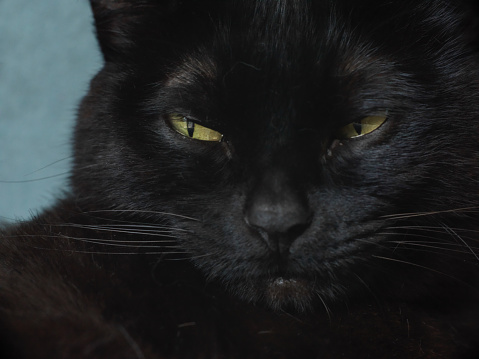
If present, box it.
[2,0,479,357]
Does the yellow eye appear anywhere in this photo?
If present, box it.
[166,114,223,142]
[336,115,387,139]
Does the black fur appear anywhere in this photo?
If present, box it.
[2,0,479,357]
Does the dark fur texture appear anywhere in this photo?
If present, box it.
[2,0,479,357]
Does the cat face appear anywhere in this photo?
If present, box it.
[76,0,479,311]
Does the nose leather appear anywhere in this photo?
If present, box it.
[244,171,312,256]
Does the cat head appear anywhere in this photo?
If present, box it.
[75,0,479,311]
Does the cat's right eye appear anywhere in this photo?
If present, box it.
[336,115,387,140]
[165,113,223,142]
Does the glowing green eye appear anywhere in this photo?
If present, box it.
[166,114,223,142]
[336,115,387,139]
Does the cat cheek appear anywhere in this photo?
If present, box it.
[221,141,234,160]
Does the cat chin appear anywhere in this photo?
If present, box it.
[234,276,321,313]
[264,277,316,312]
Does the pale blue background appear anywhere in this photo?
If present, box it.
[0,0,102,222]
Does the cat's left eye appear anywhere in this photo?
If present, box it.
[336,115,388,139]
[166,114,223,142]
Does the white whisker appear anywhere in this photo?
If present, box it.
[381,207,479,221]
[372,255,455,278]
[441,223,479,261]
[2,234,179,245]
[84,210,200,221]
[48,223,187,238]
[389,241,477,255]
[22,245,189,256]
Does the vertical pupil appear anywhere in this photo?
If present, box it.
[353,122,362,135]
[186,119,195,137]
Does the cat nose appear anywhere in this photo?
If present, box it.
[245,197,311,235]
[244,176,312,255]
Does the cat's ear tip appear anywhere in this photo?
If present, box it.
[88,0,137,61]
[89,0,127,7]
[88,0,170,9]
[88,0,138,12]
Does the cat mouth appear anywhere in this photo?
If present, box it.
[267,277,309,294]
[266,277,311,294]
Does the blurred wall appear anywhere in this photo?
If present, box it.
[0,0,102,222]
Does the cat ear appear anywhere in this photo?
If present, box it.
[89,0,136,61]
[89,0,180,61]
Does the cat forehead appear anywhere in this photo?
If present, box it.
[160,2,435,69]
[163,22,381,91]
[165,54,218,88]
[159,0,465,90]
